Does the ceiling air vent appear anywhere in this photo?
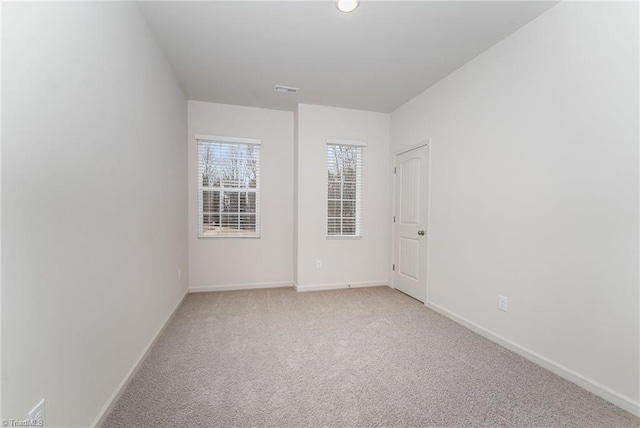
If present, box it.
[274,85,299,94]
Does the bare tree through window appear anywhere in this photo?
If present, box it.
[327,143,362,236]
[198,139,260,237]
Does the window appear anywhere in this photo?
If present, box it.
[197,135,260,238]
[326,139,363,237]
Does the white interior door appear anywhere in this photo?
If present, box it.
[393,144,429,302]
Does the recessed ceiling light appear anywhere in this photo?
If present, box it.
[336,0,359,13]
[274,85,299,94]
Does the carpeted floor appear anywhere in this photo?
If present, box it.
[102,287,639,427]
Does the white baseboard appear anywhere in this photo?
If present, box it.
[295,280,390,293]
[90,287,189,428]
[189,281,294,293]
[190,281,390,294]
[425,300,640,418]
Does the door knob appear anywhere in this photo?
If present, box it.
[418,230,425,236]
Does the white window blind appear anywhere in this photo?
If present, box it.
[197,136,261,238]
[327,141,363,237]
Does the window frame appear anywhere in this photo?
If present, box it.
[196,134,261,239]
[326,139,364,239]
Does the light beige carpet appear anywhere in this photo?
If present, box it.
[103,287,639,427]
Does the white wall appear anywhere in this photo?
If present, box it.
[391,1,639,414]
[296,104,391,289]
[188,101,294,290]
[2,3,188,426]
[0,2,4,421]
[293,106,300,285]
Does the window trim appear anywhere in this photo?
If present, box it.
[197,135,261,239]
[326,139,364,239]
[326,138,366,147]
[195,134,261,146]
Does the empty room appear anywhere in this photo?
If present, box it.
[1,0,639,427]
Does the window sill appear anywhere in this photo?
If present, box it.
[198,234,261,239]
[326,235,362,240]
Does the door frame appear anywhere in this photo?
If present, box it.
[391,139,432,304]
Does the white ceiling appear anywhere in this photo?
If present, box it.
[139,1,557,113]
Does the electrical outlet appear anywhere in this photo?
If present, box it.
[28,399,46,426]
[498,295,508,312]
[316,260,322,269]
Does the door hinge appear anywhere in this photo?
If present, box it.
[392,264,395,271]
[393,216,396,223]
[394,167,396,174]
